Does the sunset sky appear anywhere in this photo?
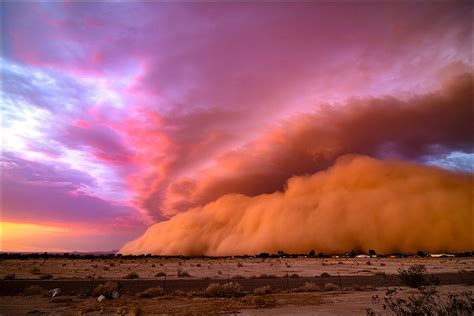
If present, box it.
[1,1,472,253]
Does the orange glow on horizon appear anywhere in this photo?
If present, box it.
[1,222,71,252]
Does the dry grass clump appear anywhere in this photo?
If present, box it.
[294,282,321,292]
[155,272,166,277]
[177,268,191,277]
[321,272,331,277]
[290,273,299,278]
[205,282,244,298]
[23,285,45,296]
[137,287,164,298]
[254,285,273,295]
[242,295,277,308]
[123,272,140,279]
[259,274,277,278]
[39,273,53,280]
[351,284,366,291]
[92,282,120,298]
[324,282,340,291]
[232,274,245,279]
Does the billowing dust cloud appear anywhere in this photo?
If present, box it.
[121,155,473,255]
[152,73,473,218]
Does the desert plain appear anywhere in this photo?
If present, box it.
[0,256,472,315]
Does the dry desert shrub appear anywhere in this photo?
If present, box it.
[39,273,53,280]
[92,282,119,298]
[137,287,164,298]
[23,285,45,296]
[205,282,244,298]
[398,264,439,288]
[123,272,140,279]
[155,271,166,277]
[290,273,299,278]
[323,282,340,291]
[177,268,191,277]
[242,295,277,308]
[369,287,474,315]
[262,274,277,278]
[232,274,245,279]
[254,285,273,295]
[294,282,321,292]
[321,272,331,277]
[351,284,366,291]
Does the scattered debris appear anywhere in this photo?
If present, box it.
[47,288,61,297]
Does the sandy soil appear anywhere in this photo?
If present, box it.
[1,257,473,280]
[0,284,471,315]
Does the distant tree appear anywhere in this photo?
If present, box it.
[369,249,377,257]
[308,250,316,257]
[417,251,426,257]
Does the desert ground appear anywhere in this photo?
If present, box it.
[1,256,473,280]
[0,256,472,315]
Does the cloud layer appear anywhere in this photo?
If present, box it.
[121,155,473,255]
[147,73,473,218]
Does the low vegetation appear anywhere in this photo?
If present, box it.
[323,283,340,291]
[241,295,277,308]
[123,272,139,279]
[294,282,321,292]
[39,273,53,280]
[398,264,439,288]
[205,282,244,298]
[137,287,164,298]
[368,288,474,315]
[92,282,120,298]
[254,285,273,295]
[177,268,191,277]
